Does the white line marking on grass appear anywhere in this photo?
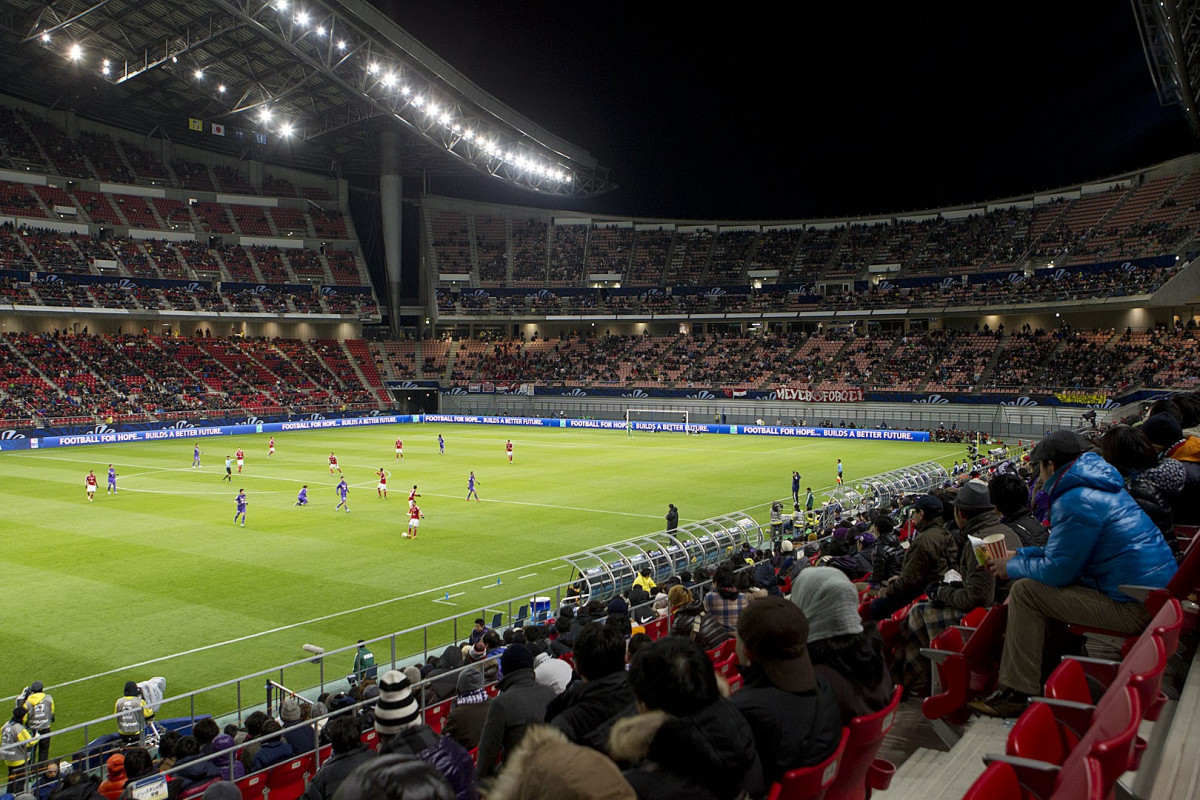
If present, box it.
[25,554,574,695]
[550,564,570,570]
[517,573,538,580]
[432,599,457,606]
[418,491,665,520]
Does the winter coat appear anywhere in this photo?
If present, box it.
[1125,459,1182,551]
[250,738,294,773]
[1004,512,1048,548]
[937,509,1021,611]
[1008,452,1177,602]
[883,517,955,604]
[444,696,492,751]
[211,734,246,782]
[870,534,905,585]
[475,667,556,777]
[669,602,730,651]
[379,725,475,800]
[728,667,843,788]
[300,747,376,800]
[170,754,220,797]
[608,700,763,800]
[281,722,317,759]
[545,671,635,751]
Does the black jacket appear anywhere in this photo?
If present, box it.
[729,668,843,787]
[475,667,556,777]
[870,534,905,585]
[545,671,635,751]
[300,748,376,800]
[669,602,729,651]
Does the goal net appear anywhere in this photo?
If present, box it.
[624,408,700,435]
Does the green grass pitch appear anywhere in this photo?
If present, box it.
[0,423,965,749]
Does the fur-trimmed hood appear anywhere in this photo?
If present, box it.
[489,724,635,800]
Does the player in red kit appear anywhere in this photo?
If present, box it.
[394,438,403,461]
[85,470,98,502]
[236,448,244,473]
[268,437,275,458]
[377,468,388,498]
[506,439,514,464]
[408,485,420,509]
[404,502,423,539]
[329,452,341,474]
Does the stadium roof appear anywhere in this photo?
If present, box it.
[1133,0,1200,136]
[0,0,612,196]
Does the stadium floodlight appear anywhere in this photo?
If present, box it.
[412,95,425,108]
[296,11,309,27]
[68,43,82,61]
[337,40,347,51]
[280,121,295,137]
[381,71,396,88]
[218,84,226,93]
[40,32,50,44]
[101,60,111,76]
[194,69,204,80]
[315,26,326,37]
[367,62,379,75]
[275,0,288,9]
[400,85,411,96]
[259,107,273,122]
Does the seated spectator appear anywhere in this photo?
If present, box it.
[633,567,656,595]
[988,472,1048,547]
[668,586,729,651]
[192,718,219,755]
[870,494,955,619]
[98,753,126,800]
[477,644,557,777]
[866,516,904,587]
[116,748,154,800]
[488,725,635,800]
[792,568,893,720]
[468,619,490,647]
[545,623,634,751]
[249,721,293,773]
[279,698,316,756]
[731,596,842,787]
[973,431,1178,717]
[532,645,573,695]
[155,730,181,772]
[171,736,220,796]
[209,734,243,783]
[703,564,750,634]
[895,480,1020,695]
[328,755,455,800]
[301,716,376,800]
[1101,424,1182,549]
[47,771,105,800]
[444,667,492,751]
[608,636,763,800]
[1142,412,1200,525]
[375,670,475,799]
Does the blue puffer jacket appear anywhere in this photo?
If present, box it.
[1008,452,1177,602]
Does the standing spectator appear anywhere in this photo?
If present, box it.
[444,667,492,751]
[609,637,762,800]
[973,431,1178,717]
[665,504,679,532]
[545,624,634,750]
[704,564,750,634]
[731,597,842,787]
[870,495,954,619]
[20,682,53,766]
[301,716,376,800]
[792,568,893,721]
[476,644,557,777]
[353,640,377,683]
[792,471,801,505]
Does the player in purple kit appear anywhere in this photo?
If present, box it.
[335,477,350,513]
[192,445,201,468]
[466,471,480,501]
[234,489,247,527]
[295,485,308,506]
[107,464,118,495]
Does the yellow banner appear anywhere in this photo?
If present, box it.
[1054,391,1107,406]
[188,118,203,131]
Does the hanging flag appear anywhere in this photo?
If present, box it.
[253,131,267,145]
[188,118,203,131]
[232,128,246,141]
[211,123,225,136]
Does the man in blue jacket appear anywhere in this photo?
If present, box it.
[972,430,1177,717]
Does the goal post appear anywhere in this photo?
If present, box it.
[624,408,700,435]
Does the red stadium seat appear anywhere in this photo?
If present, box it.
[707,638,736,663]
[825,685,903,800]
[714,653,739,681]
[643,616,670,640]
[963,756,1104,800]
[766,727,849,800]
[423,698,453,734]
[265,753,315,800]
[234,771,268,800]
[923,604,1007,726]
[361,729,379,750]
[1044,624,1170,723]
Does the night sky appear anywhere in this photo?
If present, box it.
[372,1,1198,221]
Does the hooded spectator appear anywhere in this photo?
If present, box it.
[793,568,893,720]
[209,734,244,783]
[98,754,126,800]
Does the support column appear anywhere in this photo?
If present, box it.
[379,128,403,336]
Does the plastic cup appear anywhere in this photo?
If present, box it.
[983,534,1007,561]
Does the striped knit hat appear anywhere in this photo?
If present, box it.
[374,670,420,737]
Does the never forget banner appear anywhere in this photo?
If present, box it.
[775,387,865,403]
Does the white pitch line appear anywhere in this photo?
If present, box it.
[517,572,538,580]
[432,599,457,606]
[550,564,571,570]
[417,491,666,520]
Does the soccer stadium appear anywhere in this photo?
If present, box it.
[0,2,1198,799]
